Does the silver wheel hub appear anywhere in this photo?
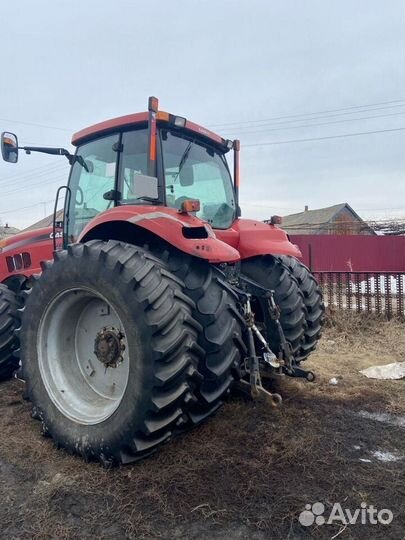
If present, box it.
[37,288,130,425]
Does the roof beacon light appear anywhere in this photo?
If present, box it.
[148,96,159,113]
[270,215,283,225]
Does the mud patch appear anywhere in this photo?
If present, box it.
[0,314,404,539]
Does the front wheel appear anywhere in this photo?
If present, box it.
[20,240,202,465]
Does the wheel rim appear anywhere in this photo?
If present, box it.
[37,287,130,425]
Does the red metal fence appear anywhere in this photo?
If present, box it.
[290,235,405,272]
[314,271,405,319]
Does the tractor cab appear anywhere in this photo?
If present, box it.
[1,96,300,264]
[1,97,241,248]
[67,116,237,242]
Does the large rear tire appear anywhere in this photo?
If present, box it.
[241,256,306,357]
[149,246,246,423]
[279,256,324,361]
[0,283,20,381]
[20,240,202,465]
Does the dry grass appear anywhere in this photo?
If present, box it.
[0,313,404,540]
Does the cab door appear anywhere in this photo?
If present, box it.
[65,134,119,244]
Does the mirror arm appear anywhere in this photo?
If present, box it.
[18,146,92,172]
[19,146,73,160]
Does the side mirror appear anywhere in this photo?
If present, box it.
[1,132,19,163]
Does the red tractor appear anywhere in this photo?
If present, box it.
[0,97,323,465]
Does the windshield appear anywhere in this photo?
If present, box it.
[161,130,236,229]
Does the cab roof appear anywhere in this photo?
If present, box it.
[71,110,227,149]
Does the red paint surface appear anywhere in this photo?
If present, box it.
[72,112,149,145]
[216,219,301,260]
[72,111,227,148]
[0,213,301,284]
[0,227,55,283]
[291,234,405,272]
[78,206,241,264]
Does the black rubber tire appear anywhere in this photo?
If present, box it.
[149,246,246,423]
[20,240,202,465]
[241,256,306,357]
[278,256,325,362]
[0,283,20,381]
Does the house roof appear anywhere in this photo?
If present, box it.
[0,225,20,238]
[23,209,64,232]
[282,203,346,228]
[281,203,373,234]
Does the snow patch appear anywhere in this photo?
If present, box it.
[358,410,405,428]
[360,362,405,380]
[372,450,403,463]
[349,275,404,295]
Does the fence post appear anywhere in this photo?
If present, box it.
[315,271,404,319]
[347,272,352,311]
[375,272,381,315]
[355,273,361,313]
[365,272,371,314]
[385,274,392,320]
[398,273,404,317]
[336,273,342,309]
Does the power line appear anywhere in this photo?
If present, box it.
[243,127,405,147]
[0,174,67,197]
[208,99,405,129]
[0,199,57,215]
[0,118,73,132]
[0,163,68,188]
[0,160,65,182]
[222,111,405,137]
[355,206,405,212]
[220,104,405,131]
[3,98,405,134]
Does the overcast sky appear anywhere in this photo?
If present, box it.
[0,0,404,229]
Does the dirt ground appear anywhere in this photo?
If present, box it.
[1,312,404,540]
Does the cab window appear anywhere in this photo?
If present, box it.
[67,134,119,242]
[119,129,158,203]
[161,130,236,229]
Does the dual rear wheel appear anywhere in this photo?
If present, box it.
[15,242,323,465]
[20,241,245,465]
[0,284,20,381]
[241,255,324,362]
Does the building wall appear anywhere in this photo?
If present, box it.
[291,234,405,272]
[324,207,373,235]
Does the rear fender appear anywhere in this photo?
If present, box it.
[78,206,240,263]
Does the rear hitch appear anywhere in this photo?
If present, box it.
[283,365,316,382]
[237,379,283,407]
[233,273,316,395]
[240,294,282,406]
